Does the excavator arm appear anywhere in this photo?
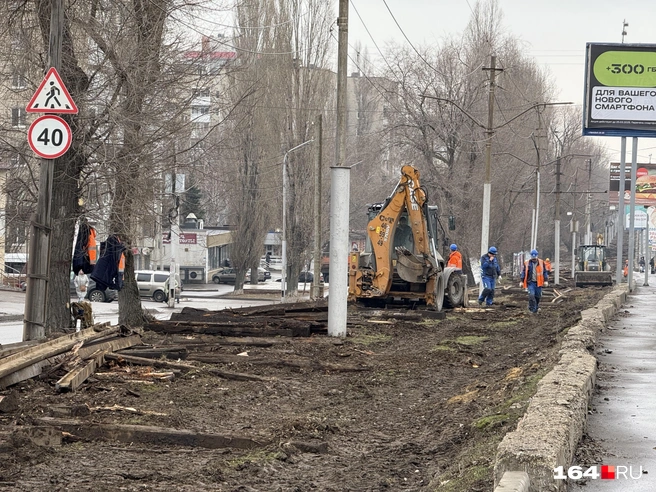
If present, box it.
[350,165,442,306]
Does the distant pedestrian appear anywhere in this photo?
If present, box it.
[478,246,501,306]
[544,257,552,275]
[650,256,654,274]
[447,244,462,270]
[73,269,89,302]
[623,259,629,278]
[520,249,549,314]
[265,252,271,270]
[639,256,645,273]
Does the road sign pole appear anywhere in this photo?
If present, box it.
[23,0,63,340]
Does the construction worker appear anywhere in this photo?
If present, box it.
[623,259,629,278]
[520,249,549,313]
[544,257,552,275]
[447,244,462,270]
[478,246,501,306]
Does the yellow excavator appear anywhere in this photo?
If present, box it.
[347,165,466,311]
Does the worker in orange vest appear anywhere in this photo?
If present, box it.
[520,249,549,313]
[447,244,462,270]
[544,257,552,275]
[623,259,629,278]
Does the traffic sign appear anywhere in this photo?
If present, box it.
[27,115,72,159]
[25,67,78,114]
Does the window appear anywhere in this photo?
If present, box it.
[154,273,169,283]
[11,108,26,127]
[136,273,151,282]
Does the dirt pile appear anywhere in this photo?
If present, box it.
[0,283,609,491]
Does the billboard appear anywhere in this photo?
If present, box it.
[609,162,656,205]
[584,43,656,137]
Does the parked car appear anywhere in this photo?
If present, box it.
[276,271,322,283]
[135,270,181,302]
[69,275,117,303]
[211,267,267,284]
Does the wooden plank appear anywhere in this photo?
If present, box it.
[76,334,142,360]
[116,346,188,360]
[0,354,66,389]
[36,418,268,450]
[145,320,311,337]
[56,357,100,392]
[0,340,41,359]
[0,323,118,380]
[104,352,197,372]
[208,368,272,382]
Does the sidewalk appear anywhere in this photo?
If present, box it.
[571,278,656,491]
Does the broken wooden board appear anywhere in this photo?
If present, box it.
[56,354,104,392]
[115,346,188,360]
[0,340,41,360]
[36,417,268,450]
[76,334,143,360]
[104,352,197,372]
[145,320,312,337]
[0,353,67,389]
[0,323,118,381]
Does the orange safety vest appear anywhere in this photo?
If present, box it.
[523,259,545,288]
[447,250,463,269]
[87,227,98,265]
[118,252,125,273]
[544,259,551,272]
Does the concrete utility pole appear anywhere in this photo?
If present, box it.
[312,114,323,299]
[328,0,350,337]
[644,207,649,286]
[571,171,579,279]
[627,137,638,290]
[584,159,592,245]
[168,172,179,309]
[480,55,499,265]
[554,156,561,285]
[24,0,62,340]
[615,138,627,284]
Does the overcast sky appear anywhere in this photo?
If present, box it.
[348,0,656,164]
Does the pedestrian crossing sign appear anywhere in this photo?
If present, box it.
[25,67,78,114]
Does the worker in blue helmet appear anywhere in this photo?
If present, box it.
[520,249,549,313]
[478,246,501,306]
[447,244,462,270]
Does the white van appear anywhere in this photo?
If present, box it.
[135,270,181,302]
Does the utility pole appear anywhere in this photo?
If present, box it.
[480,55,500,264]
[627,137,638,290]
[584,159,592,244]
[23,0,62,340]
[616,137,627,284]
[328,0,350,337]
[554,156,561,284]
[571,171,578,278]
[644,206,649,286]
[530,113,542,251]
[312,114,323,299]
[168,171,179,309]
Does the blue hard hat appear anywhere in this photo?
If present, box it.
[450,244,457,251]
[488,246,497,254]
[530,249,538,257]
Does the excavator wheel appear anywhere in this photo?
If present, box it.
[444,273,464,308]
[433,275,444,312]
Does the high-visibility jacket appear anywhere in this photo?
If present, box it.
[118,252,125,273]
[447,250,462,269]
[544,259,551,273]
[88,227,98,265]
[522,259,546,288]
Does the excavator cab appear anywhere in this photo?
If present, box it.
[574,244,613,287]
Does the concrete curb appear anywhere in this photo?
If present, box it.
[493,285,629,491]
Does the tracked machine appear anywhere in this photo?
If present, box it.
[347,165,466,311]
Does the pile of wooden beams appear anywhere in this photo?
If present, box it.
[145,300,330,337]
[0,323,144,392]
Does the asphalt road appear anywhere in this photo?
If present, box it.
[0,280,300,345]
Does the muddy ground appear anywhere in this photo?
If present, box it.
[0,282,610,491]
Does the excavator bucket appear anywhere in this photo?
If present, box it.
[395,247,434,283]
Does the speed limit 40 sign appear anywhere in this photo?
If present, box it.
[27,115,72,159]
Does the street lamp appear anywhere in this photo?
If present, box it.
[282,139,314,300]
